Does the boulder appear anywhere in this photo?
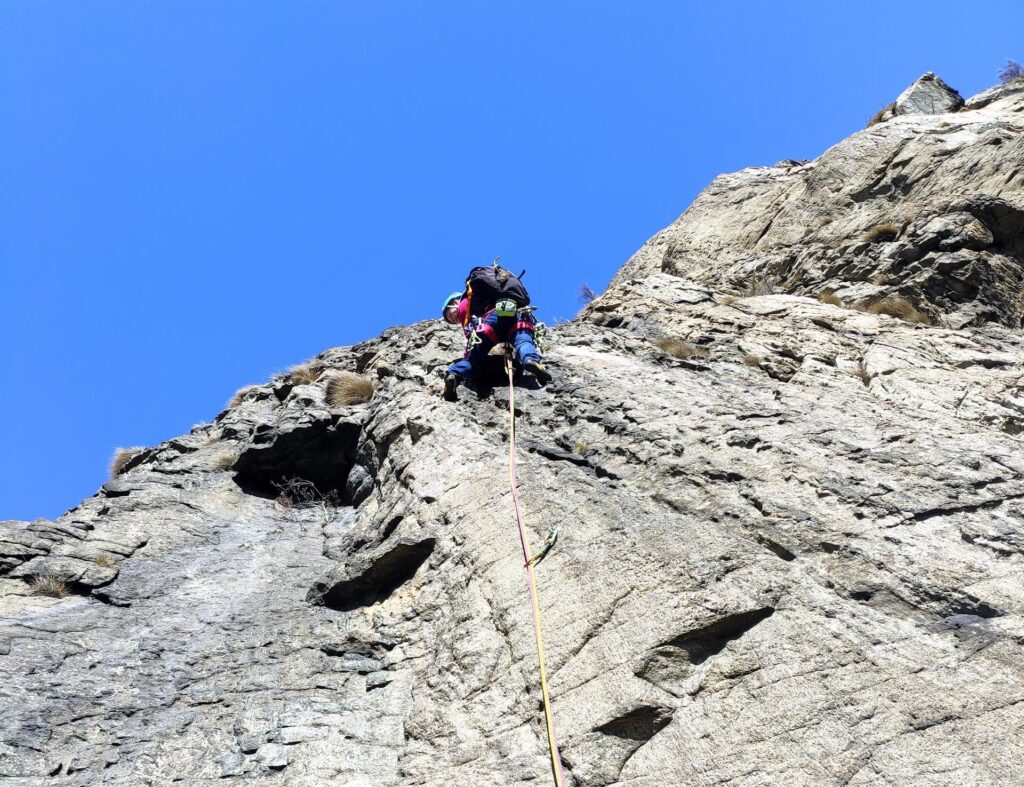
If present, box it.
[893,71,964,115]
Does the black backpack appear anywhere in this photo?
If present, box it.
[464,264,530,317]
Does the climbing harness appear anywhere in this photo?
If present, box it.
[461,309,540,361]
[504,348,567,787]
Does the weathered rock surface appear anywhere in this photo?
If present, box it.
[616,75,1024,329]
[893,72,964,117]
[2,75,1024,785]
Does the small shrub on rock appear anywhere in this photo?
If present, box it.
[578,284,598,305]
[326,372,376,408]
[742,354,763,368]
[109,446,145,478]
[192,425,221,445]
[227,385,259,410]
[817,291,844,307]
[867,102,895,128]
[272,477,342,526]
[999,60,1024,85]
[852,359,873,386]
[273,477,339,508]
[211,448,239,471]
[863,296,930,325]
[653,337,709,360]
[286,360,327,386]
[29,575,67,598]
[863,223,900,243]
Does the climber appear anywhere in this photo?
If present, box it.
[440,264,552,401]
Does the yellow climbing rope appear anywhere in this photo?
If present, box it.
[504,351,567,787]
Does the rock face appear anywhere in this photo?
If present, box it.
[617,74,1024,330]
[3,76,1024,785]
[893,72,964,117]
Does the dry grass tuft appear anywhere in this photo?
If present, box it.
[93,554,113,568]
[719,294,739,306]
[572,441,588,455]
[211,448,239,471]
[867,102,895,127]
[654,337,710,360]
[109,446,145,478]
[863,223,900,243]
[29,575,67,598]
[863,296,930,325]
[228,385,260,410]
[190,424,221,446]
[851,360,873,386]
[326,372,376,408]
[817,291,844,307]
[287,360,327,386]
[742,354,764,368]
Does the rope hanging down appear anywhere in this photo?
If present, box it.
[504,349,568,787]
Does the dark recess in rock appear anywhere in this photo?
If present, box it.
[309,538,436,611]
[656,606,776,665]
[595,704,674,742]
[636,607,776,696]
[232,417,363,501]
[755,535,796,561]
[949,599,1003,619]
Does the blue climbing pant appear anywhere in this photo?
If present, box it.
[447,310,541,380]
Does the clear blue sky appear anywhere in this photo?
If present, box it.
[2,1,1021,520]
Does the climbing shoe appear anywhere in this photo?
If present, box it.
[443,374,460,401]
[524,361,552,385]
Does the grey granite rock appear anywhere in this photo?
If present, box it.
[255,743,288,770]
[615,74,1024,329]
[2,74,1024,786]
[893,72,964,116]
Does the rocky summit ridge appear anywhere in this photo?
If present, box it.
[3,73,1024,786]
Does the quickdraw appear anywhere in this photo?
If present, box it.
[515,306,549,354]
[525,528,559,568]
[533,320,551,355]
[463,316,484,354]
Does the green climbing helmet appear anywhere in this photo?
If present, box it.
[441,291,463,318]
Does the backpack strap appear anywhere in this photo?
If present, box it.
[462,284,473,326]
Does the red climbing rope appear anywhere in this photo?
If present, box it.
[504,350,567,787]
